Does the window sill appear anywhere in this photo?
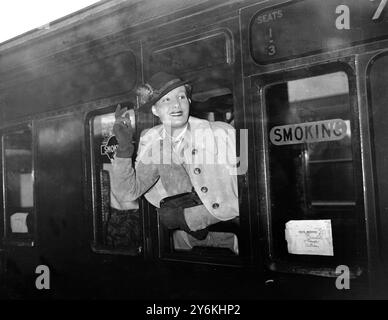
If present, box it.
[160,247,243,267]
[3,238,34,247]
[90,243,142,256]
[268,260,363,278]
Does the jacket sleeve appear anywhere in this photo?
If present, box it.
[110,135,159,203]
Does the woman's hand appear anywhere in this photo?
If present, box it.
[113,104,135,158]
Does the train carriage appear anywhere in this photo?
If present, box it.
[0,0,388,299]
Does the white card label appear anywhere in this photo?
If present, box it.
[285,220,334,256]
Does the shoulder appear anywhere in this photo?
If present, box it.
[210,121,235,132]
[189,116,234,133]
[137,124,163,154]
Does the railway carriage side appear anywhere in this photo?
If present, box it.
[0,0,388,299]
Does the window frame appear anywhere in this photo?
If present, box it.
[367,51,388,271]
[85,104,144,256]
[256,61,366,277]
[139,17,249,266]
[151,67,244,266]
[1,122,36,247]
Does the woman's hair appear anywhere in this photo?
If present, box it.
[136,82,192,108]
[136,83,154,106]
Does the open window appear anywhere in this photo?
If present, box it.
[190,78,234,126]
[263,67,365,275]
[154,70,241,262]
[146,26,243,263]
[1,125,35,246]
[87,104,143,255]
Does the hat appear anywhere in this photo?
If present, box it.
[136,72,190,112]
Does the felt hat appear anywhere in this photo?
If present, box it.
[136,72,190,112]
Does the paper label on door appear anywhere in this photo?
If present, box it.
[285,220,334,256]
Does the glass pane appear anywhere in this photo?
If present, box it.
[265,71,359,264]
[3,128,34,239]
[309,162,355,203]
[91,108,142,254]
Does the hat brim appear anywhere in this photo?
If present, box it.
[138,79,190,112]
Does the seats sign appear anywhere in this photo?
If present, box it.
[250,0,388,64]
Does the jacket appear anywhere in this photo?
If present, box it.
[110,116,239,222]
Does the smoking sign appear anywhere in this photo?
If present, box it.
[100,135,118,160]
[269,119,348,146]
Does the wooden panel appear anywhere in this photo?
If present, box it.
[250,0,388,64]
[35,115,87,270]
[149,32,231,74]
[3,52,136,120]
[369,53,388,268]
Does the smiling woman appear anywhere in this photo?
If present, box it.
[0,0,101,44]
[151,86,191,135]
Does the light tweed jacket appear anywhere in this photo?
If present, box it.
[111,116,239,225]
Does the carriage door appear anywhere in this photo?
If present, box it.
[34,115,86,292]
[256,64,367,290]
[368,52,388,293]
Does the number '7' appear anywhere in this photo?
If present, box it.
[370,0,387,20]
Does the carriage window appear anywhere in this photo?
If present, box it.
[191,85,234,126]
[266,71,361,267]
[90,107,142,255]
[156,74,240,260]
[2,127,35,245]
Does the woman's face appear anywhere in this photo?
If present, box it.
[151,86,190,130]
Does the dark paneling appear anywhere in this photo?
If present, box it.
[35,115,88,294]
[149,32,230,74]
[3,52,136,121]
[369,53,388,270]
[250,0,388,65]
[0,0,212,69]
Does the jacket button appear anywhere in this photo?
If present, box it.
[212,203,220,209]
[194,168,201,175]
[201,186,208,193]
[192,148,198,155]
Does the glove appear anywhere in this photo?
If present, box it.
[158,206,209,241]
[113,104,135,158]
